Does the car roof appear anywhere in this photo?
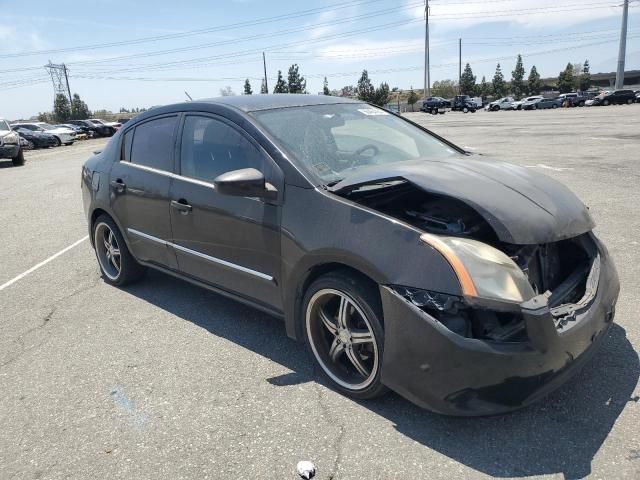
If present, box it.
[192,94,362,112]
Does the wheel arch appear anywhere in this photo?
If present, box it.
[287,260,382,342]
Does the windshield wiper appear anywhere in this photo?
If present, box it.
[329,178,407,194]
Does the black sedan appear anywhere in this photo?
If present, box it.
[68,119,115,137]
[592,89,637,106]
[12,127,57,149]
[81,95,619,415]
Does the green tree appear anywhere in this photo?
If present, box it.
[371,82,390,107]
[323,77,330,95]
[71,93,91,119]
[356,70,375,102]
[431,79,458,98]
[53,94,71,122]
[273,70,288,93]
[37,112,53,123]
[243,79,253,95]
[579,59,591,91]
[557,62,575,93]
[527,65,542,95]
[340,85,357,97]
[407,87,419,111]
[478,76,490,99]
[287,64,306,93]
[511,54,526,99]
[492,63,507,97]
[459,63,476,96]
[260,78,268,94]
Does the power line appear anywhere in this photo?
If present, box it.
[0,0,384,59]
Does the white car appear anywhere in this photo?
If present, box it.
[486,97,515,111]
[11,122,76,146]
[512,96,543,110]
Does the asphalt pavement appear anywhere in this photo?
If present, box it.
[1,106,639,479]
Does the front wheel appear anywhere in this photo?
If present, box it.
[627,99,633,105]
[11,149,25,166]
[303,271,388,400]
[603,99,610,106]
[552,104,558,109]
[93,215,146,286]
[462,107,469,113]
[54,136,62,146]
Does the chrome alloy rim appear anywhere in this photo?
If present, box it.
[95,222,121,280]
[306,289,379,390]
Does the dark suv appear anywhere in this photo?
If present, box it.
[68,119,115,137]
[420,97,451,115]
[592,89,636,106]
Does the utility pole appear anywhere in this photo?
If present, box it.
[615,0,629,89]
[423,0,430,98]
[458,38,462,94]
[44,61,73,105]
[263,52,269,93]
[63,64,72,103]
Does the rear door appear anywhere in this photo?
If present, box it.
[110,115,179,269]
[169,113,283,310]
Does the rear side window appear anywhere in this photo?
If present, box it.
[121,129,133,161]
[130,116,177,171]
[179,115,266,182]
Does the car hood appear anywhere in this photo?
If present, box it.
[329,156,594,244]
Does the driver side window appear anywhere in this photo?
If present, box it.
[180,116,266,182]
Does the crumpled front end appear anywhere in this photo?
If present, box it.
[379,233,619,415]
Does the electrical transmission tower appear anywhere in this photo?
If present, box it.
[45,61,72,103]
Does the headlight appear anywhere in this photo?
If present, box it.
[420,233,535,303]
[2,133,19,145]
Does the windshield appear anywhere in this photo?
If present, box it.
[39,124,55,130]
[0,120,10,131]
[251,103,460,184]
[91,119,104,125]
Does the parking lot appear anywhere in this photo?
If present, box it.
[1,105,639,479]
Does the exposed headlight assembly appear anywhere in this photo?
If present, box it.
[420,233,535,303]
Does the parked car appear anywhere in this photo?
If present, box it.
[592,89,636,106]
[514,96,543,110]
[90,118,122,129]
[0,118,24,165]
[116,118,131,124]
[530,97,563,109]
[68,119,115,137]
[635,90,640,103]
[10,122,76,145]
[420,97,450,115]
[451,95,477,113]
[13,127,58,149]
[486,97,515,111]
[55,124,89,140]
[82,94,619,416]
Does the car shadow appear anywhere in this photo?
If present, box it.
[124,270,639,480]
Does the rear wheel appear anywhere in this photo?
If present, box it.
[627,98,633,105]
[93,215,146,286]
[11,149,25,166]
[462,107,469,113]
[552,104,558,109]
[603,99,610,106]
[303,271,388,400]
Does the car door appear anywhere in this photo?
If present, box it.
[169,113,283,310]
[109,114,179,270]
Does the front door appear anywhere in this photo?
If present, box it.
[169,114,283,310]
[110,115,179,270]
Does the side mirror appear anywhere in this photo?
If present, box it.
[214,168,277,200]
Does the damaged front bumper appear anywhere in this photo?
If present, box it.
[379,240,619,416]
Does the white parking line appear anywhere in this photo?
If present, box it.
[0,236,89,292]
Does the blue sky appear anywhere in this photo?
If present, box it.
[1,0,638,119]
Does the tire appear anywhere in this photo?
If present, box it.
[463,107,469,113]
[603,99,610,106]
[26,140,35,150]
[11,149,25,166]
[627,99,633,105]
[579,101,585,107]
[92,214,146,286]
[430,109,437,115]
[53,136,62,146]
[303,270,388,400]
[552,104,558,109]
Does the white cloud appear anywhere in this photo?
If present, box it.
[407,0,622,30]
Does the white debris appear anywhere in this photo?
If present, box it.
[297,460,316,479]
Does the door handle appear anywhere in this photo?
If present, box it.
[110,179,126,193]
[171,199,192,215]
